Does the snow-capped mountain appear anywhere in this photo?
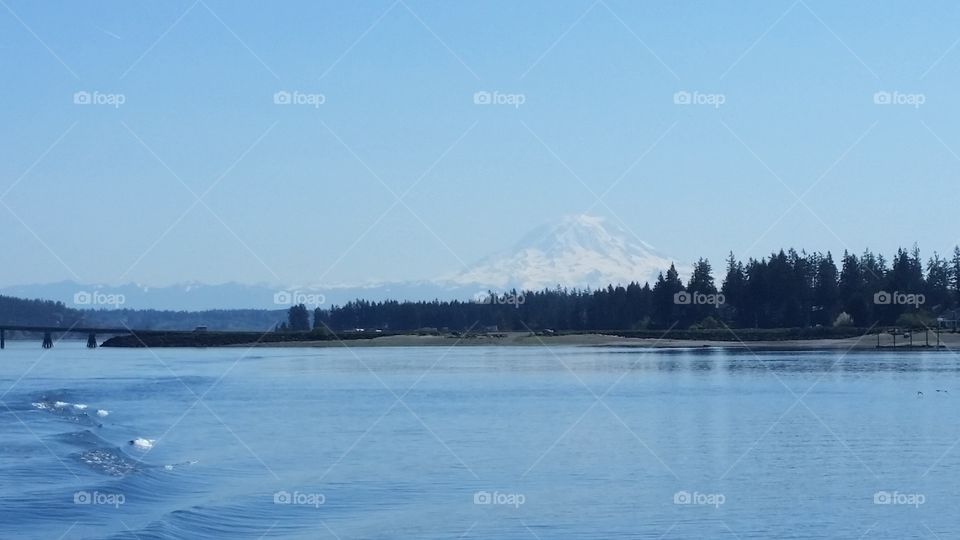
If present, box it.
[444,214,678,291]
[2,215,680,310]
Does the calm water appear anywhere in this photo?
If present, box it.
[0,342,957,539]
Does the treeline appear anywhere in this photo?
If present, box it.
[83,308,284,331]
[0,295,286,332]
[0,295,83,327]
[311,246,960,333]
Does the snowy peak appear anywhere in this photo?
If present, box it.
[4,215,682,309]
[446,215,678,291]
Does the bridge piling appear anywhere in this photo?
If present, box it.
[41,332,53,349]
[86,333,97,349]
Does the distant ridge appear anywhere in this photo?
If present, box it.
[1,215,679,310]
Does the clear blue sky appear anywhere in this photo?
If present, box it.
[1,0,959,287]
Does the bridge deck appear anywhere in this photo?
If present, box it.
[0,325,188,335]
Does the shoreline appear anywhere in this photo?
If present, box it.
[95,328,960,350]
[228,332,959,351]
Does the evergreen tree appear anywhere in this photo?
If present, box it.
[287,304,311,332]
[684,258,718,327]
[312,306,328,332]
[720,252,747,326]
[951,246,960,307]
[838,251,867,326]
[926,253,950,309]
[813,252,839,326]
[651,264,684,328]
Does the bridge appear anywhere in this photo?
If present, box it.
[0,325,195,349]
[0,326,379,349]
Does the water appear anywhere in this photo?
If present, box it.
[0,342,957,539]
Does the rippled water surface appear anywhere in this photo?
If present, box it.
[1,342,958,539]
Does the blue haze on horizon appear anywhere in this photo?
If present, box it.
[1,0,959,288]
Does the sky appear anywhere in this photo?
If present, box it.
[1,0,959,288]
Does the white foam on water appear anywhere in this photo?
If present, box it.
[72,403,88,410]
[163,459,198,471]
[96,409,109,417]
[130,438,155,450]
[53,401,69,408]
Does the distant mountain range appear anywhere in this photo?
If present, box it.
[2,215,681,311]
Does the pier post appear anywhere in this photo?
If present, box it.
[41,332,53,349]
[86,333,97,349]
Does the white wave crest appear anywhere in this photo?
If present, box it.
[129,438,155,450]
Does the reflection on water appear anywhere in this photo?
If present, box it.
[0,343,957,539]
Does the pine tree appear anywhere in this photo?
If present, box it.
[684,258,718,327]
[951,246,960,307]
[720,252,746,326]
[287,304,311,332]
[926,253,950,309]
[651,264,684,329]
[838,251,867,326]
[813,252,839,326]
